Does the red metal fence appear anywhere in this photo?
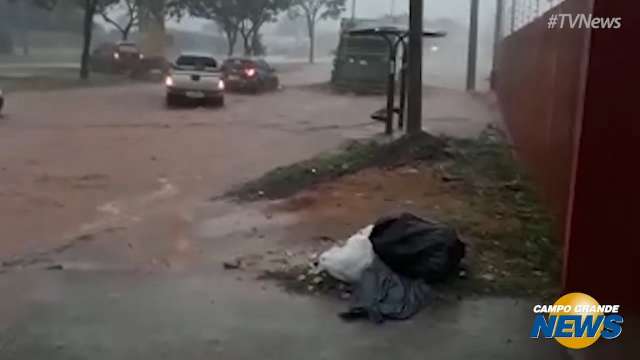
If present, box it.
[495,0,640,318]
[493,0,592,231]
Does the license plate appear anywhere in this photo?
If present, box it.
[228,75,240,81]
[186,91,204,98]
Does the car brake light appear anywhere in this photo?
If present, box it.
[245,68,256,77]
[218,80,225,90]
[113,52,120,60]
[165,76,174,87]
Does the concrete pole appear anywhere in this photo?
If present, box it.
[494,0,505,62]
[492,0,505,89]
[510,0,517,32]
[466,0,480,91]
[407,0,423,135]
[351,0,356,19]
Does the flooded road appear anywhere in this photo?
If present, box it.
[0,65,545,360]
[0,64,494,262]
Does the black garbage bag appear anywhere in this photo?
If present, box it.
[370,213,466,283]
[339,258,431,324]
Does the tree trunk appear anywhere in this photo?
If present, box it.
[308,21,315,63]
[139,1,166,57]
[122,27,130,41]
[250,32,262,56]
[225,28,237,56]
[80,0,96,80]
[241,33,251,56]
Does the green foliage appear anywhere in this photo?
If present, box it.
[229,127,560,297]
[227,132,448,201]
[290,0,346,20]
[289,0,346,62]
[187,0,291,55]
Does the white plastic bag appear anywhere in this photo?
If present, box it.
[318,225,374,283]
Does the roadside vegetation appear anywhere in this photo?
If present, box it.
[227,132,450,201]
[229,127,561,298]
[0,69,132,92]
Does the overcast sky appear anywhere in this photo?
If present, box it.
[170,0,498,34]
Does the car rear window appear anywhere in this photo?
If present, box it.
[223,59,255,69]
[117,44,139,53]
[176,56,218,69]
[256,60,272,70]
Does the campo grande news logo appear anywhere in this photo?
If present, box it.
[530,293,623,349]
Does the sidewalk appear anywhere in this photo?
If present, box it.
[0,264,568,360]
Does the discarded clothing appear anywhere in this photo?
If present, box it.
[318,225,374,283]
[339,257,431,323]
[370,213,466,283]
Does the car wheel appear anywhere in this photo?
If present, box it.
[210,96,224,107]
[166,94,178,108]
[252,81,263,94]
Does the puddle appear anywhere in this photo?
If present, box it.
[195,203,297,240]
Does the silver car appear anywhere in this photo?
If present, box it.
[164,53,225,107]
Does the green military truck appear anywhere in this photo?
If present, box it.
[331,18,394,92]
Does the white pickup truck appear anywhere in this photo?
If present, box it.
[164,53,225,107]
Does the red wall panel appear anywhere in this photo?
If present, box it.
[495,0,593,233]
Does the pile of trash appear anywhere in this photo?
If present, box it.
[318,213,466,324]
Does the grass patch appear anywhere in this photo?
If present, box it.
[440,130,560,297]
[227,132,449,201]
[231,127,561,297]
[0,69,136,92]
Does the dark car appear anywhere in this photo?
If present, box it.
[91,42,144,74]
[221,58,279,93]
[0,88,4,113]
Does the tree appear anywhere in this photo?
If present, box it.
[138,0,183,25]
[290,0,345,63]
[186,0,242,56]
[33,0,117,79]
[98,0,139,40]
[187,0,289,57]
[238,0,289,56]
[80,0,113,79]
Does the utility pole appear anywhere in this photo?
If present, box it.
[390,0,396,18]
[351,0,356,19]
[510,0,516,32]
[407,0,423,135]
[492,0,504,89]
[494,0,504,63]
[466,0,479,91]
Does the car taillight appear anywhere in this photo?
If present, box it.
[218,80,225,90]
[113,52,120,60]
[244,68,256,77]
[165,76,174,87]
